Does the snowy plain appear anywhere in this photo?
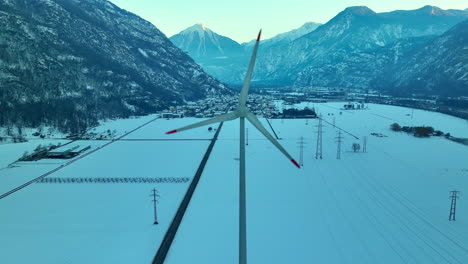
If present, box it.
[1,103,468,264]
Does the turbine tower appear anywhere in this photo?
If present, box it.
[165,30,300,264]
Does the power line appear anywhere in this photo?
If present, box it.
[352,165,464,264]
[364,166,468,256]
[319,118,359,140]
[333,166,413,263]
[355,159,468,257]
[1,116,161,200]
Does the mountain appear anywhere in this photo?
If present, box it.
[0,0,229,133]
[169,6,467,90]
[254,6,468,89]
[373,19,468,96]
[242,22,322,48]
[170,23,243,59]
[294,35,433,89]
[170,23,321,85]
[170,24,246,86]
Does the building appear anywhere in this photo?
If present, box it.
[47,145,91,159]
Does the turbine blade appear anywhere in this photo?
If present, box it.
[165,112,238,134]
[246,112,300,168]
[239,30,262,107]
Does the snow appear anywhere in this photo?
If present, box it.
[165,102,468,263]
[1,103,468,263]
[180,23,210,37]
[57,54,83,62]
[0,117,212,264]
[0,140,66,168]
[242,22,321,47]
[197,23,207,31]
[316,102,468,137]
[138,48,149,58]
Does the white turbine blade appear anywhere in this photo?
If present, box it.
[166,112,238,134]
[246,112,300,168]
[239,30,262,107]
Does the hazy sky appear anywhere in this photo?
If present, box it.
[109,0,467,43]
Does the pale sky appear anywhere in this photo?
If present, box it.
[108,0,467,43]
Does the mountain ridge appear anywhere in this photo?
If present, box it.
[255,5,468,93]
[170,5,468,92]
[170,22,322,84]
[0,0,230,132]
[242,22,322,48]
[373,19,468,96]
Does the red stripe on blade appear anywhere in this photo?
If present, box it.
[257,30,262,41]
[166,129,177,134]
[291,159,301,168]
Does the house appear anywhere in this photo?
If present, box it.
[161,112,174,119]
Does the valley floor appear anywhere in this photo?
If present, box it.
[0,103,467,263]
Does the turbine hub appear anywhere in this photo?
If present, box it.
[236,106,249,117]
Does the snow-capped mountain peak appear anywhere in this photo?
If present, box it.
[181,23,211,36]
[418,5,445,15]
[272,22,322,42]
[343,6,376,16]
[197,23,207,30]
[242,22,322,48]
[170,23,243,59]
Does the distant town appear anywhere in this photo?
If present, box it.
[2,87,467,147]
[160,87,468,121]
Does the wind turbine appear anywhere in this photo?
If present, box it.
[166,30,300,264]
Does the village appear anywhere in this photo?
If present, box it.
[5,89,378,164]
[159,91,373,120]
[160,94,281,119]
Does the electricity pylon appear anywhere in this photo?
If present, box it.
[298,136,306,166]
[336,130,343,160]
[315,115,323,159]
[150,188,160,225]
[449,190,460,221]
[363,136,367,153]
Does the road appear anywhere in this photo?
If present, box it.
[152,121,224,264]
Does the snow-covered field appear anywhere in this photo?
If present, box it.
[1,103,468,263]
